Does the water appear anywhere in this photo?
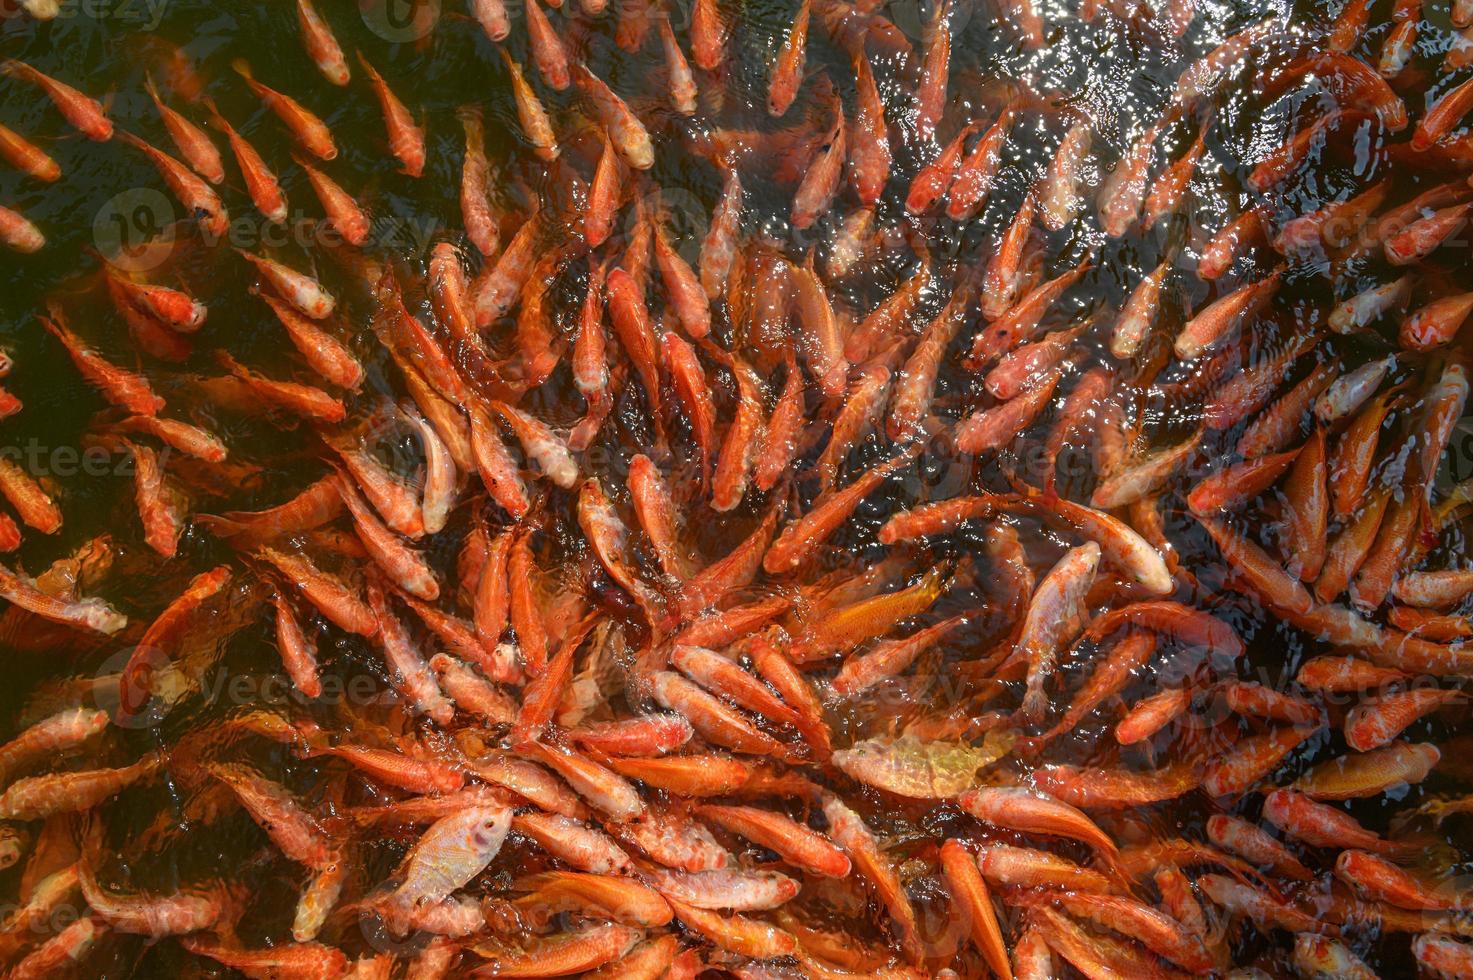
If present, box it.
[0,0,1471,975]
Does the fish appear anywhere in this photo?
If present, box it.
[939,841,1011,978]
[1142,115,1209,229]
[1174,271,1281,360]
[355,53,426,177]
[232,58,337,159]
[0,205,44,253]
[700,169,743,298]
[914,0,951,138]
[655,224,711,339]
[907,123,979,215]
[0,755,162,820]
[471,0,511,40]
[525,0,572,91]
[459,107,499,256]
[296,155,371,247]
[958,787,1123,874]
[823,793,923,963]
[216,351,345,423]
[1111,258,1170,358]
[116,131,229,236]
[1017,542,1100,721]
[849,53,891,206]
[834,731,1014,797]
[1,60,111,140]
[890,290,967,439]
[1099,118,1165,236]
[659,16,699,115]
[572,64,654,170]
[99,260,207,332]
[0,3,1468,977]
[0,123,60,182]
[690,0,727,68]
[203,99,287,224]
[143,74,223,184]
[296,0,350,85]
[235,249,336,318]
[388,805,513,917]
[501,51,560,161]
[77,859,223,937]
[1200,207,1266,278]
[792,106,847,231]
[1039,119,1092,231]
[260,295,361,391]
[768,0,812,117]
[948,108,1013,220]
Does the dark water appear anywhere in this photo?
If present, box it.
[0,0,1471,975]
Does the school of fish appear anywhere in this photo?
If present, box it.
[2,0,1473,975]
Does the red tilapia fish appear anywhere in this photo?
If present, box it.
[1,0,1473,975]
